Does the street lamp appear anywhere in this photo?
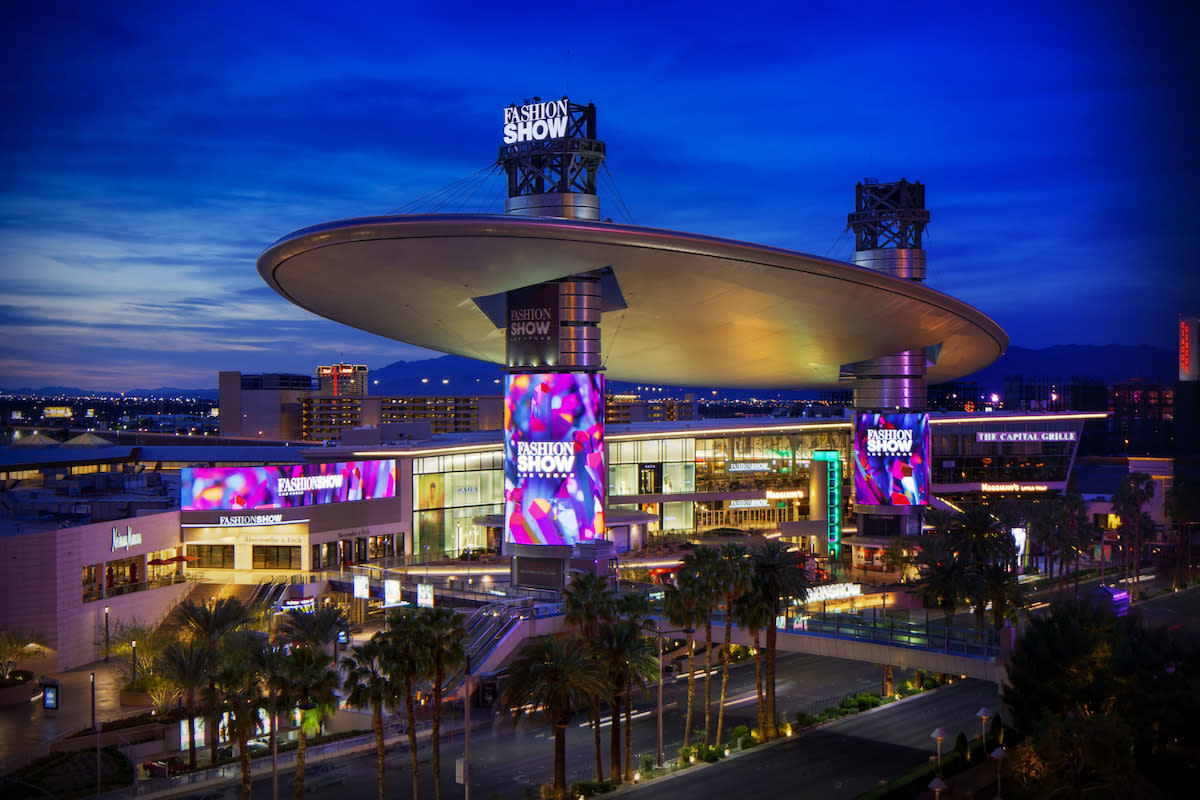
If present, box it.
[929,775,948,799]
[463,655,472,800]
[654,623,693,769]
[92,672,100,795]
[931,727,947,775]
[104,606,110,662]
[130,640,137,684]
[990,747,1005,799]
[977,706,992,756]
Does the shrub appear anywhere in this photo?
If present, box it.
[568,778,615,796]
[953,731,969,757]
[677,745,695,765]
[794,712,820,728]
[822,705,842,718]
[701,745,724,763]
[730,724,749,742]
[638,752,656,775]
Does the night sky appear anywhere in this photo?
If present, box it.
[2,0,1197,391]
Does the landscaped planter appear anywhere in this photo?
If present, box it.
[0,681,37,706]
[119,691,154,707]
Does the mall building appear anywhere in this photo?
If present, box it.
[1,408,1099,671]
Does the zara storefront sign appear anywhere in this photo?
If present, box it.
[502,98,570,144]
[111,526,142,552]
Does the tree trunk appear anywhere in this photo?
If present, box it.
[373,702,384,800]
[208,678,218,767]
[702,620,713,747]
[239,732,252,800]
[683,634,695,748]
[294,729,306,800]
[753,632,765,739]
[715,617,733,747]
[405,679,420,800]
[432,664,444,800]
[764,619,778,739]
[624,682,634,782]
[554,721,567,800]
[186,707,197,771]
[609,690,622,782]
[592,704,602,780]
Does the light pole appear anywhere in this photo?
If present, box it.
[463,655,471,800]
[931,727,947,775]
[93,672,100,795]
[977,706,991,756]
[130,640,137,684]
[104,606,110,662]
[929,775,948,799]
[990,746,1005,799]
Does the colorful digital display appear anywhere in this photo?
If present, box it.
[181,461,395,511]
[853,413,930,506]
[504,372,605,545]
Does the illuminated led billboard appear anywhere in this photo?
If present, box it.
[182,461,395,511]
[853,413,930,506]
[504,372,604,545]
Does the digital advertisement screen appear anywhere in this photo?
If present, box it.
[853,413,930,506]
[504,372,605,545]
[182,461,395,511]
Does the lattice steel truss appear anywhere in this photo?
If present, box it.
[847,179,930,250]
[499,100,605,198]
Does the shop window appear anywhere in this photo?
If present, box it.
[187,544,234,569]
[251,546,301,570]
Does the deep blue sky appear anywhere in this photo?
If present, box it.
[2,0,1197,391]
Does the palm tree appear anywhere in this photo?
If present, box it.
[156,638,213,770]
[173,596,250,765]
[595,619,640,782]
[423,606,466,800]
[208,630,264,800]
[385,609,432,800]
[1115,472,1156,588]
[979,563,1029,629]
[750,539,809,739]
[279,604,349,656]
[1054,490,1090,597]
[285,644,340,800]
[678,545,721,746]
[252,642,294,800]
[501,635,608,800]
[1164,477,1200,589]
[714,543,751,747]
[912,537,972,625]
[663,577,700,747]
[562,572,613,778]
[173,596,250,640]
[922,505,958,536]
[341,634,398,800]
[731,581,772,739]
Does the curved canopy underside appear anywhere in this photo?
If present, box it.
[259,215,1007,389]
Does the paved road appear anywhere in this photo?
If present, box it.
[236,653,914,800]
[623,678,1003,800]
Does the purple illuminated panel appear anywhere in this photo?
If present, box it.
[182,461,395,511]
[504,373,605,546]
[853,413,930,506]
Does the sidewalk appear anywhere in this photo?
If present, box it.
[0,657,128,775]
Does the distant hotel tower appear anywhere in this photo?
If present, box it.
[317,363,368,396]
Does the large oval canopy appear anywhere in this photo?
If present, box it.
[258,214,1006,389]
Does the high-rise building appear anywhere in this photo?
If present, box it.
[317,363,368,396]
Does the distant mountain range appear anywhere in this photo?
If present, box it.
[2,345,1179,399]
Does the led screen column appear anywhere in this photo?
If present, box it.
[503,277,606,565]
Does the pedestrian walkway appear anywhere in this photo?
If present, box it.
[0,657,127,774]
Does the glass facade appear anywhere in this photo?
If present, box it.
[413,450,504,557]
[930,419,1080,484]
